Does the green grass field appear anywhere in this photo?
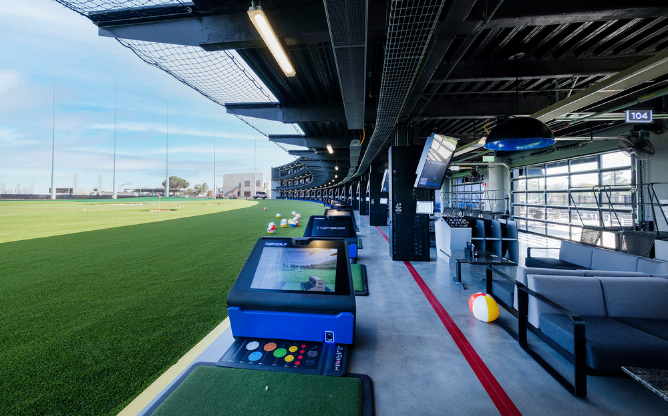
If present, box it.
[0,198,326,415]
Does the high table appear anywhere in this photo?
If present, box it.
[448,249,516,289]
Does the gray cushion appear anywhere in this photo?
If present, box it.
[582,270,648,278]
[491,279,514,308]
[599,277,668,319]
[559,241,593,268]
[637,258,668,275]
[614,318,668,342]
[528,275,605,328]
[525,257,582,269]
[539,315,668,371]
[590,248,639,272]
[513,268,585,310]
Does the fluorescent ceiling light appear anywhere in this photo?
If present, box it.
[327,144,333,154]
[248,6,296,77]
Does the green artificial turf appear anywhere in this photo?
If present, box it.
[0,198,326,415]
[351,264,364,293]
[152,366,362,416]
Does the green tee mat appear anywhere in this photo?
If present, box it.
[146,363,374,416]
[351,263,368,296]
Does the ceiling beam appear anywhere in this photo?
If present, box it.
[429,55,651,84]
[414,97,552,120]
[226,103,377,123]
[269,135,355,148]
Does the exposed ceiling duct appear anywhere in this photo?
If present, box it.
[323,0,367,130]
[342,0,447,183]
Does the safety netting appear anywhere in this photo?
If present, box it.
[54,0,195,21]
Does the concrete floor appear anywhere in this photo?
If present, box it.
[137,212,668,416]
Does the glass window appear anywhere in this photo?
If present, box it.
[601,152,632,169]
[245,180,251,187]
[546,192,568,206]
[601,232,616,249]
[513,193,526,204]
[546,176,568,190]
[527,221,546,234]
[601,170,632,186]
[571,192,597,207]
[547,208,569,223]
[546,161,568,175]
[570,155,598,172]
[527,178,545,190]
[513,206,527,218]
[571,173,599,188]
[527,206,546,220]
[515,219,526,231]
[514,180,526,191]
[527,166,545,176]
[527,193,545,205]
[572,210,600,227]
[547,222,570,239]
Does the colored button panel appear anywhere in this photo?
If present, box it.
[273,348,287,358]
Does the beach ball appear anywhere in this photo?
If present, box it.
[291,211,296,216]
[468,293,499,322]
[267,222,276,234]
[264,207,267,211]
[276,213,281,218]
[295,213,301,219]
[289,219,297,227]
[280,219,288,228]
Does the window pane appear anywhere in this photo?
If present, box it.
[571,155,598,172]
[515,219,526,231]
[601,191,633,209]
[527,178,545,190]
[546,161,568,175]
[571,226,582,242]
[527,193,545,205]
[571,173,599,188]
[601,170,632,186]
[546,176,568,190]
[547,222,570,239]
[513,180,526,191]
[601,232,616,249]
[527,206,546,220]
[571,192,597,207]
[527,166,545,176]
[546,192,568,206]
[513,205,527,217]
[601,152,631,169]
[572,210,600,226]
[527,221,546,234]
[513,193,526,204]
[546,208,569,223]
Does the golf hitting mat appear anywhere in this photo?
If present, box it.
[146,364,374,416]
[351,263,368,296]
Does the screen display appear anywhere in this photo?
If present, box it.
[381,169,389,193]
[312,219,349,237]
[250,247,338,292]
[415,134,459,189]
[416,201,434,214]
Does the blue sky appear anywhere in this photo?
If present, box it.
[0,1,298,194]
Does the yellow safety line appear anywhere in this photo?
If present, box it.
[117,317,231,416]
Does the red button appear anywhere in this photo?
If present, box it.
[300,350,305,354]
[295,361,300,365]
[301,344,306,348]
[298,355,303,359]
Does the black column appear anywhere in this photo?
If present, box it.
[359,174,369,215]
[352,180,360,210]
[368,172,387,226]
[388,146,431,261]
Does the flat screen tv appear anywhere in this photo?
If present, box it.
[250,247,338,292]
[414,134,459,189]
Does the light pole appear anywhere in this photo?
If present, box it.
[165,101,169,198]
[113,79,117,199]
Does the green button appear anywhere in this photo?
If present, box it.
[273,348,287,358]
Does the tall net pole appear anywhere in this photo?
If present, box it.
[253,139,257,197]
[50,53,56,200]
[213,122,216,198]
[113,79,117,199]
[165,101,169,198]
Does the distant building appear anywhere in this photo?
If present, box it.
[222,173,265,198]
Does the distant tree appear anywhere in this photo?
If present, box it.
[184,183,209,197]
[162,176,189,189]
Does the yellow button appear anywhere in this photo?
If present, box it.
[288,346,298,353]
[284,355,294,362]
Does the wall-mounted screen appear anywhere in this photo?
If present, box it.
[416,201,434,215]
[311,219,349,238]
[250,247,338,292]
[414,134,459,189]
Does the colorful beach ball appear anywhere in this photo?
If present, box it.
[267,223,276,234]
[289,219,297,227]
[276,213,281,218]
[468,293,499,322]
[291,211,296,216]
[280,219,288,228]
[295,213,301,219]
[264,207,267,211]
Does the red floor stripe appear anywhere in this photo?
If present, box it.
[374,226,522,416]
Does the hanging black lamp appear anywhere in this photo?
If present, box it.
[484,117,555,151]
